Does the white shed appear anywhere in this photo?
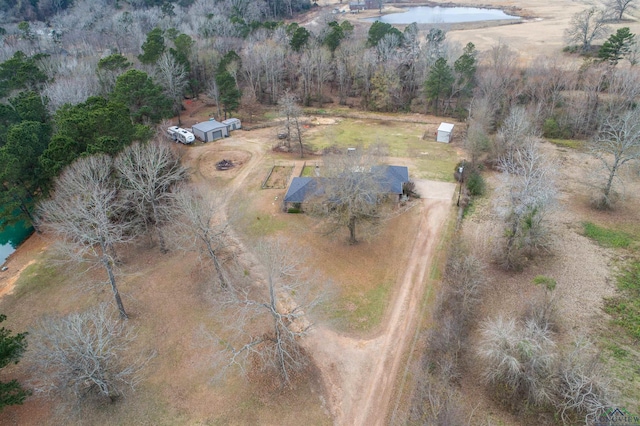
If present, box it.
[192,120,229,142]
[222,118,242,131]
[436,122,454,143]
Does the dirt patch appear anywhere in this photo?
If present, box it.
[0,234,48,298]
[193,149,252,181]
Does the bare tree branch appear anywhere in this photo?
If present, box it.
[494,141,558,270]
[166,185,233,289]
[309,149,393,244]
[115,140,187,253]
[28,304,154,403]
[37,154,135,319]
[211,238,325,386]
[589,108,640,209]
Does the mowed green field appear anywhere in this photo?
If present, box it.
[304,118,460,182]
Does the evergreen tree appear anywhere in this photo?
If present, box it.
[138,27,166,65]
[0,121,50,229]
[367,21,403,47]
[0,52,48,97]
[290,26,310,52]
[0,314,29,410]
[215,72,241,119]
[323,21,345,53]
[425,57,454,116]
[599,27,635,64]
[454,42,478,103]
[170,33,194,72]
[111,70,173,123]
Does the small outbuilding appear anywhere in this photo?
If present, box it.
[222,118,242,132]
[436,122,454,143]
[192,119,229,142]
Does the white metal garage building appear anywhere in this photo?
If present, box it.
[222,118,241,131]
[192,120,229,142]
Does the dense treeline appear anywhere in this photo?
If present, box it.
[0,49,169,230]
[0,0,639,238]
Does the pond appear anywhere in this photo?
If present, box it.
[0,217,33,266]
[364,6,520,25]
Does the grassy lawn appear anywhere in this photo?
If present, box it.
[588,221,640,412]
[301,165,321,177]
[605,261,640,340]
[330,280,392,332]
[11,254,66,299]
[582,221,633,248]
[305,119,458,182]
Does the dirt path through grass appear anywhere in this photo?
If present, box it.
[304,180,456,425]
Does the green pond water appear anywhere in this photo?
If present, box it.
[0,217,33,266]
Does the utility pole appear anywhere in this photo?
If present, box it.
[456,162,465,207]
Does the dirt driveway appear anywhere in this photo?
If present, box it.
[304,180,456,425]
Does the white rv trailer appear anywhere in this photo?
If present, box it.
[167,126,195,144]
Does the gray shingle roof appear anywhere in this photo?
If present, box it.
[284,165,409,203]
[192,120,227,132]
[284,177,324,203]
[371,165,409,194]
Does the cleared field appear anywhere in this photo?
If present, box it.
[304,118,460,182]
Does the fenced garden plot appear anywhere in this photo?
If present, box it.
[301,163,322,177]
[262,165,294,189]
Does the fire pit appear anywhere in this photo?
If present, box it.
[216,159,234,170]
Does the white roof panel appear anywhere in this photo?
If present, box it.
[438,122,454,132]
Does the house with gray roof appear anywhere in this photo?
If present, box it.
[283,165,409,212]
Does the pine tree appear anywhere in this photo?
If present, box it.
[425,58,454,116]
[0,314,29,410]
[598,27,635,64]
[138,27,165,65]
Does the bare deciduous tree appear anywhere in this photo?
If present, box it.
[213,238,323,386]
[310,149,390,244]
[491,106,539,164]
[155,52,188,125]
[278,90,304,157]
[464,118,490,167]
[478,316,556,406]
[28,304,153,402]
[589,108,640,209]
[564,7,610,52]
[523,56,576,121]
[554,338,610,424]
[567,62,608,136]
[115,140,187,253]
[476,42,521,125]
[167,185,233,289]
[37,155,134,319]
[479,316,611,421]
[494,141,557,270]
[606,0,637,21]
